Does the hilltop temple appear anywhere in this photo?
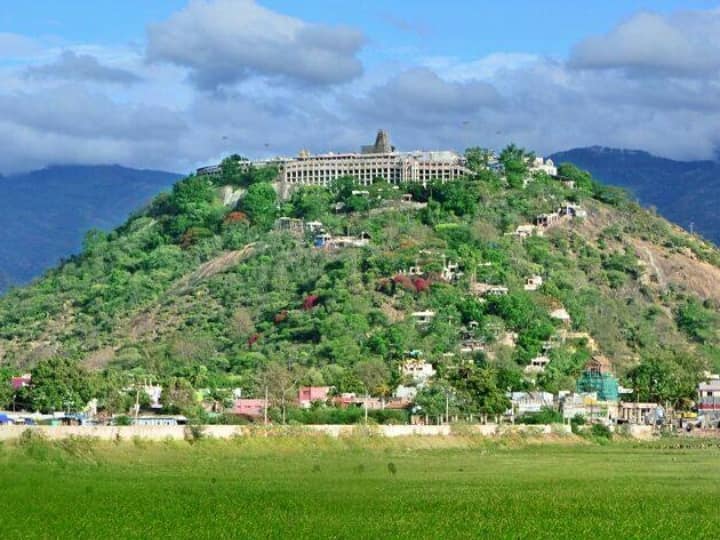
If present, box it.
[197,130,472,186]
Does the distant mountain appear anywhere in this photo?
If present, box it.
[549,147,720,245]
[0,165,180,293]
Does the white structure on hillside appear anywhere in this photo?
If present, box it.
[198,130,472,187]
[400,358,436,383]
[524,275,544,291]
[529,156,557,176]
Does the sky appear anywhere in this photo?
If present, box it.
[1,0,719,174]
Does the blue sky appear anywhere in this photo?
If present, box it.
[1,0,720,173]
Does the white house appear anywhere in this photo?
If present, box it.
[528,156,558,176]
[550,308,572,325]
[510,391,555,416]
[524,275,543,291]
[411,310,436,326]
[400,358,436,383]
[524,356,551,374]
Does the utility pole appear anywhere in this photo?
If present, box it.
[264,386,269,426]
[365,392,369,425]
[445,392,450,425]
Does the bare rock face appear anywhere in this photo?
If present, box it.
[219,185,244,207]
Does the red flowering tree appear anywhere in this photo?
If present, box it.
[413,277,431,293]
[224,211,248,225]
[303,295,320,310]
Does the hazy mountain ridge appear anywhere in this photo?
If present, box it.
[0,165,181,292]
[550,146,720,244]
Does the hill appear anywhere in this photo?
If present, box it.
[549,147,720,245]
[0,165,181,292]
[0,151,719,418]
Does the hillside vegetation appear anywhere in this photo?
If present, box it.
[1,147,719,416]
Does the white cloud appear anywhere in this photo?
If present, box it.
[146,0,365,90]
[26,50,142,85]
[0,32,43,58]
[569,9,720,77]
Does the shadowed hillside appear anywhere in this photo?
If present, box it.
[0,165,180,292]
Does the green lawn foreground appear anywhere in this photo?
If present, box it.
[1,435,718,539]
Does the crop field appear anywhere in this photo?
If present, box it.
[1,433,719,539]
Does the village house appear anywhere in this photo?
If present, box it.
[528,156,558,176]
[394,385,418,401]
[11,374,31,390]
[411,310,436,326]
[698,379,720,426]
[470,282,508,298]
[313,232,370,249]
[550,308,572,325]
[275,216,305,235]
[535,211,562,228]
[524,355,551,375]
[400,357,436,383]
[524,275,543,291]
[560,202,587,218]
[298,386,331,408]
[560,392,619,423]
[233,399,267,419]
[440,258,463,282]
[508,224,538,239]
[510,391,555,416]
[618,402,663,425]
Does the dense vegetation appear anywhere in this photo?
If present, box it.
[1,145,719,418]
[2,435,719,539]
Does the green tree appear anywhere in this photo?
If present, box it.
[240,182,278,229]
[28,357,93,413]
[353,359,391,397]
[160,377,197,414]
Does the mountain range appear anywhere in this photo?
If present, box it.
[0,165,180,293]
[550,147,720,245]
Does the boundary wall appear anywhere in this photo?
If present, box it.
[0,423,571,441]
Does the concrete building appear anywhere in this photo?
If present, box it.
[510,391,555,416]
[524,275,543,291]
[618,402,663,425]
[400,357,436,383]
[298,386,331,408]
[198,130,471,187]
[529,157,557,176]
[524,356,551,375]
[233,399,267,419]
[698,380,720,426]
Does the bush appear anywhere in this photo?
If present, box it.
[590,423,612,440]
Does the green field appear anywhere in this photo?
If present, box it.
[1,434,719,539]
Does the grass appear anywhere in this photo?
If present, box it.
[1,434,719,539]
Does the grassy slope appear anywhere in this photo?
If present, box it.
[1,437,719,539]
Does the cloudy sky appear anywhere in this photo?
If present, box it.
[1,0,719,174]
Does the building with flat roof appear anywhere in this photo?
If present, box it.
[198,130,472,187]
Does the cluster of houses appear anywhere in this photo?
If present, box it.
[4,364,720,429]
[508,202,587,240]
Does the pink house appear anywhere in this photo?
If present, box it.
[11,374,31,390]
[298,386,331,408]
[233,399,266,418]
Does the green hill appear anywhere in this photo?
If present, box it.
[1,150,719,417]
